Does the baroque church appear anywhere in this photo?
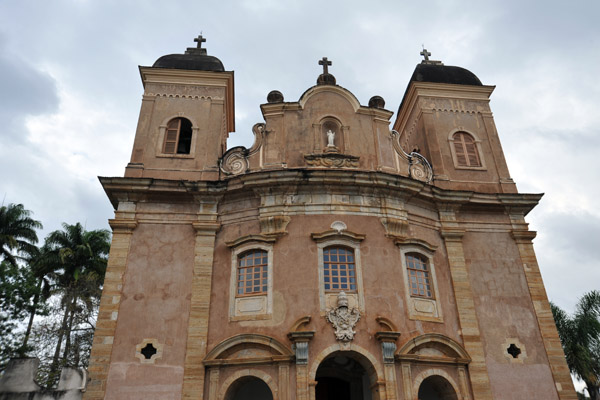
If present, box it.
[84,37,577,400]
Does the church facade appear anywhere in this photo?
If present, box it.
[84,38,576,400]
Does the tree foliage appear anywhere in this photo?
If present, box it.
[552,291,600,400]
[0,203,111,387]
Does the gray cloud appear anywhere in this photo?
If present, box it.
[0,0,598,318]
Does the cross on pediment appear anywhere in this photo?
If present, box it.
[194,35,206,49]
[319,57,332,74]
[420,47,431,61]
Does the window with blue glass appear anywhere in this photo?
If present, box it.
[323,246,356,292]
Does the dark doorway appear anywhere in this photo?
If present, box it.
[315,353,372,400]
[224,376,273,400]
[417,375,458,400]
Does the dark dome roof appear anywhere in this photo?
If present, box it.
[410,63,482,86]
[153,53,224,72]
[152,36,225,72]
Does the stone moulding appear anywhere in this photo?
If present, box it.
[304,152,360,168]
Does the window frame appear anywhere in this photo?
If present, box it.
[156,115,198,159]
[236,249,269,297]
[405,252,435,299]
[322,245,358,293]
[398,242,443,323]
[448,129,486,170]
[314,233,365,314]
[228,241,274,321]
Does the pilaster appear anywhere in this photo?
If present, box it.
[510,215,577,399]
[439,205,493,400]
[182,220,221,400]
[84,217,137,400]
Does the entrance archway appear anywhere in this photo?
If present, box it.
[417,375,458,400]
[224,376,274,400]
[315,352,373,400]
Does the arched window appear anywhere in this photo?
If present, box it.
[406,253,434,298]
[323,246,356,292]
[237,250,268,296]
[163,117,193,154]
[452,132,481,167]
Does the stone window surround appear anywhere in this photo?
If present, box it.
[447,128,487,171]
[155,113,200,159]
[228,238,274,321]
[312,229,365,314]
[397,240,443,323]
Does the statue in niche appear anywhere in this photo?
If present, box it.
[325,291,360,342]
[326,129,336,147]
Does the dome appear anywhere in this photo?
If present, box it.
[152,35,225,72]
[410,63,482,86]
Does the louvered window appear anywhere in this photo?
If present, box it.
[163,118,193,154]
[453,132,481,167]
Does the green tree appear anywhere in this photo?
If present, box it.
[41,222,110,385]
[0,203,42,266]
[552,291,600,400]
[0,204,43,369]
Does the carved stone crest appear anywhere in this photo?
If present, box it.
[325,292,361,342]
[304,153,359,168]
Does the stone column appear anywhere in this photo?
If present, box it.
[510,218,577,399]
[84,216,137,400]
[288,331,314,400]
[375,332,401,400]
[278,364,290,400]
[181,219,220,400]
[207,368,220,400]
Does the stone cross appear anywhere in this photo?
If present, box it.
[319,57,332,74]
[194,35,206,49]
[420,48,431,61]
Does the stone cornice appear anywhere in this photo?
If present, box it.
[99,170,542,215]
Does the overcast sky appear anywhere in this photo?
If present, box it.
[0,0,598,317]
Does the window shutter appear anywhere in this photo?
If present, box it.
[453,135,468,166]
[453,132,481,167]
[163,119,180,154]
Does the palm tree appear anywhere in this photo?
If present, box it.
[0,203,42,266]
[41,222,110,384]
[552,291,600,400]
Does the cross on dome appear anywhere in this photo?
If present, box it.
[194,35,207,49]
[420,47,431,61]
[319,57,332,74]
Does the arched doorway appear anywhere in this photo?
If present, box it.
[315,352,373,400]
[417,375,458,400]
[224,376,273,400]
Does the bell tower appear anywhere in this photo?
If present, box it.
[125,35,234,181]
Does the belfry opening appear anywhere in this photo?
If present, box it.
[315,352,374,400]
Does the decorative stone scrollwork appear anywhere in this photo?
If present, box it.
[304,153,359,168]
[248,123,267,156]
[390,130,433,183]
[408,151,433,183]
[325,292,361,342]
[220,147,248,175]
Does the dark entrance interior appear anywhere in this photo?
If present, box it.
[315,353,372,400]
[224,376,273,400]
[417,375,458,400]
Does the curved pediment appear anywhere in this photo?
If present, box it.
[205,334,293,364]
[398,333,470,364]
[299,84,362,113]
